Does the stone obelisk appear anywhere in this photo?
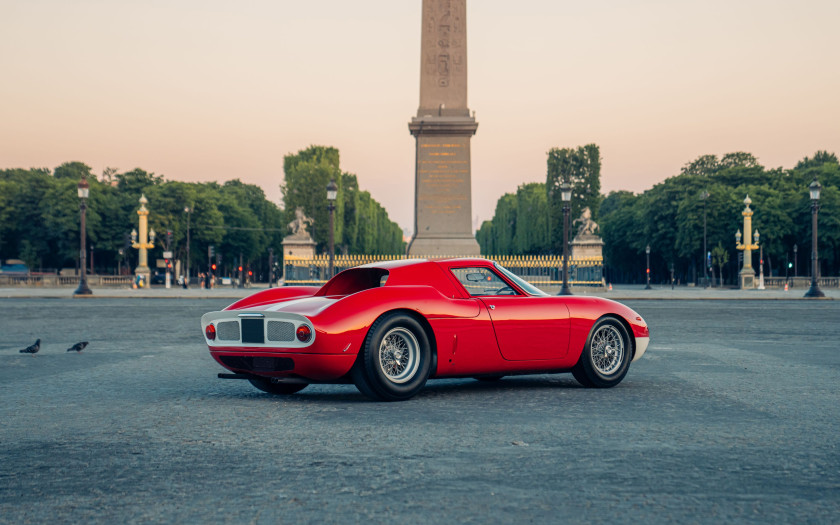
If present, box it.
[407,0,480,257]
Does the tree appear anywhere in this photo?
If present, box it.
[546,144,602,253]
[281,146,404,255]
[711,242,730,287]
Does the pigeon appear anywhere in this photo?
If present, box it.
[66,341,89,353]
[19,339,40,354]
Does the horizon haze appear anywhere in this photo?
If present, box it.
[2,0,838,233]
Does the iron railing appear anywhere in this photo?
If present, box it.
[283,254,604,287]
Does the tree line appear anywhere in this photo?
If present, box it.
[0,146,404,278]
[477,148,840,284]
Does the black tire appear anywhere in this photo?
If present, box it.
[352,313,431,401]
[572,316,632,388]
[571,366,595,387]
[248,378,308,395]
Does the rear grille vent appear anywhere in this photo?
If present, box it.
[216,321,240,341]
[266,321,295,342]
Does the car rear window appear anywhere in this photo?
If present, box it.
[316,268,389,296]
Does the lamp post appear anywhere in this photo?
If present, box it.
[73,175,93,295]
[670,262,675,290]
[734,195,759,289]
[793,243,798,278]
[805,178,825,298]
[268,247,274,288]
[184,206,191,288]
[131,194,155,287]
[645,244,651,289]
[326,179,338,279]
[559,181,572,295]
[758,243,765,290]
[701,190,710,288]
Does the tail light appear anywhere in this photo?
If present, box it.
[205,324,216,341]
[296,325,312,342]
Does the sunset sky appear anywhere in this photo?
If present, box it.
[2,0,838,234]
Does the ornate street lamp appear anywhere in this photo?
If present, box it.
[326,179,338,279]
[701,190,710,288]
[756,231,765,290]
[130,195,155,287]
[645,244,651,290]
[804,177,824,298]
[559,181,572,295]
[74,175,93,295]
[184,206,191,288]
[735,195,759,289]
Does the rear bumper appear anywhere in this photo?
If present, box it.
[210,350,357,381]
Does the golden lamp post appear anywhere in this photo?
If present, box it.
[130,194,156,287]
[734,195,759,290]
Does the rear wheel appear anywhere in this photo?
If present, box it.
[352,313,431,401]
[248,378,308,395]
[572,317,631,388]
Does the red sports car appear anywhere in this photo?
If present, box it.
[201,258,650,401]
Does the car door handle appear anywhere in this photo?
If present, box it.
[488,305,495,310]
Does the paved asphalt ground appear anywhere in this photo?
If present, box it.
[1,293,838,524]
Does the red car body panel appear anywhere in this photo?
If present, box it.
[201,258,650,383]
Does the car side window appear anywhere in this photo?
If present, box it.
[450,267,518,296]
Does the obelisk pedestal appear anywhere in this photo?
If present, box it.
[407,0,480,257]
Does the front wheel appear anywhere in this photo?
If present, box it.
[248,378,308,395]
[572,317,631,388]
[352,313,431,401]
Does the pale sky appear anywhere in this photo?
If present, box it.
[2,0,838,234]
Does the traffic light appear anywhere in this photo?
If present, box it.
[238,266,243,272]
[211,263,217,271]
[208,245,215,258]
[788,262,793,269]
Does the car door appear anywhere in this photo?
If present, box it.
[449,266,570,361]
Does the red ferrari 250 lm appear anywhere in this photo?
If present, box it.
[201,258,649,401]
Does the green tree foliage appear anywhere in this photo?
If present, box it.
[281,146,405,255]
[1,146,405,276]
[476,183,549,255]
[546,144,602,253]
[600,151,840,284]
[478,149,839,283]
[0,165,277,277]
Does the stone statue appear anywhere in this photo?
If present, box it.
[287,207,314,237]
[574,207,599,237]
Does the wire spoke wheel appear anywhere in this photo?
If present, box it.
[590,324,625,376]
[353,313,431,401]
[378,327,420,384]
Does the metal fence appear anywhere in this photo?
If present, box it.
[283,254,604,288]
[764,276,840,289]
[0,275,134,287]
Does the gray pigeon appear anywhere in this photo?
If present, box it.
[66,341,89,353]
[19,339,40,354]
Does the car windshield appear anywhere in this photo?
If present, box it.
[493,262,549,297]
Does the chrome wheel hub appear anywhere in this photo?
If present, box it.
[378,327,420,384]
[591,325,625,376]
